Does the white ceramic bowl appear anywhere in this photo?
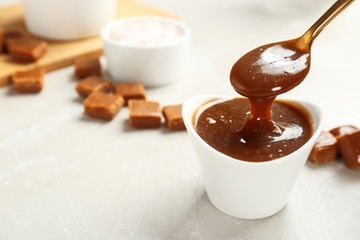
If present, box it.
[22,0,117,41]
[183,95,324,219]
[101,16,191,87]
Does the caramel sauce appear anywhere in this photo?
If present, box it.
[230,39,310,99]
[194,98,312,162]
[194,39,313,162]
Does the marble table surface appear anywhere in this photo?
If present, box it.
[1,0,360,239]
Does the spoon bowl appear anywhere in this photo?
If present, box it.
[230,38,311,98]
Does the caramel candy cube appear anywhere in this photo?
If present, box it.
[114,82,146,105]
[330,125,358,138]
[12,68,44,93]
[330,125,358,156]
[2,30,23,52]
[8,38,47,61]
[129,100,161,128]
[74,57,101,79]
[162,104,185,130]
[308,131,337,164]
[75,76,113,98]
[84,92,124,120]
[337,130,360,169]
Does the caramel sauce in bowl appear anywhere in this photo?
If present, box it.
[182,95,324,219]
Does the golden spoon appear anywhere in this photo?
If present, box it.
[230,0,355,99]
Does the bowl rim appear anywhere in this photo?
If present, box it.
[182,94,325,166]
[100,15,191,49]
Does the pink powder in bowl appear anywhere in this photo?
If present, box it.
[109,18,183,46]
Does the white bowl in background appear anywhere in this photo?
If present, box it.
[182,95,324,219]
[22,0,117,41]
[101,16,191,87]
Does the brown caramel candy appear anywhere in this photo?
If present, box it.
[162,104,185,130]
[337,130,360,169]
[2,30,23,52]
[114,82,146,105]
[309,131,337,164]
[74,57,101,79]
[8,38,47,61]
[129,100,161,128]
[330,125,358,156]
[12,68,44,93]
[84,92,124,120]
[330,125,358,138]
[76,76,113,98]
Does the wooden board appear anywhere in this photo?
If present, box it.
[0,0,176,87]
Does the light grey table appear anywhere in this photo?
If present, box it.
[1,0,360,239]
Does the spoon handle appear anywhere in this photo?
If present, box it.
[297,0,355,51]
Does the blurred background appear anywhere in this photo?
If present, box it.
[1,0,360,239]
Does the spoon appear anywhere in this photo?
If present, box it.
[230,0,355,99]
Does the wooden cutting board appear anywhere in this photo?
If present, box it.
[0,0,176,87]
